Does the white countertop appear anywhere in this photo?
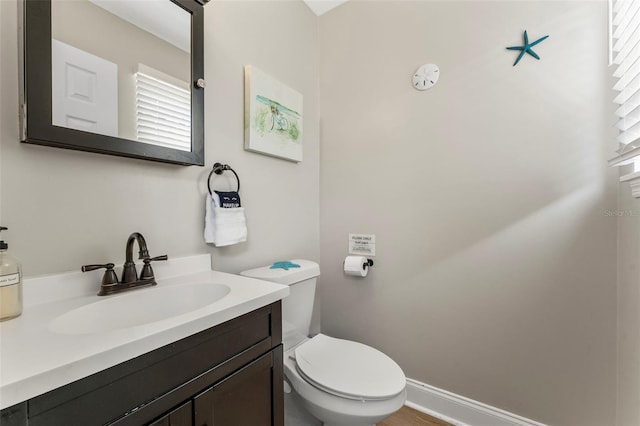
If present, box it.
[0,255,289,410]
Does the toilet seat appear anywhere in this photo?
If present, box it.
[294,334,406,401]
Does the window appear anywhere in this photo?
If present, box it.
[135,68,191,152]
[609,0,640,198]
[610,0,640,196]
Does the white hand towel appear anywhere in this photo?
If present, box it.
[204,193,216,243]
[211,192,221,208]
[213,207,247,246]
[204,194,247,246]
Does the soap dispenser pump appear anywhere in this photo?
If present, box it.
[0,227,23,321]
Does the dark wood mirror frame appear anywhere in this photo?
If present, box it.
[19,0,205,166]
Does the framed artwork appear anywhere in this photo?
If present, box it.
[244,65,303,162]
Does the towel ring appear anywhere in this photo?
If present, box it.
[207,162,240,196]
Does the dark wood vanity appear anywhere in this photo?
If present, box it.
[1,302,284,426]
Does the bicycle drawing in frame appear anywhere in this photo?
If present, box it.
[244,65,303,162]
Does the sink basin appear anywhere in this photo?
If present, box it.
[49,283,231,335]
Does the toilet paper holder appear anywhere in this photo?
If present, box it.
[343,256,374,277]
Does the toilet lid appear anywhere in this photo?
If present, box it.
[294,334,405,401]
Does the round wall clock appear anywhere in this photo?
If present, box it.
[412,64,439,91]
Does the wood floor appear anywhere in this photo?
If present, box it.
[378,406,453,426]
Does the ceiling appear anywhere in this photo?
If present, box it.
[89,0,190,53]
[303,0,349,16]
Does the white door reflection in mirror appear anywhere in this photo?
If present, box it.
[52,39,118,136]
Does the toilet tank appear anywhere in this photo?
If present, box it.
[240,260,320,342]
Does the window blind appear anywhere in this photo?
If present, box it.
[135,71,191,152]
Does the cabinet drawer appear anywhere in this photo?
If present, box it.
[26,302,281,426]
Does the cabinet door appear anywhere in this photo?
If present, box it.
[148,401,192,426]
[149,416,169,426]
[194,349,283,426]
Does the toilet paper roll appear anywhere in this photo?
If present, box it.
[344,256,369,277]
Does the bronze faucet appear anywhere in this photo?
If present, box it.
[82,232,168,296]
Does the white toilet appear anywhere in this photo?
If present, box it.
[241,259,406,426]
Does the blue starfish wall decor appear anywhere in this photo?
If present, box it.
[506,30,549,66]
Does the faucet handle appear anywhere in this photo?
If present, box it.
[146,255,168,262]
[81,263,119,286]
[140,255,168,280]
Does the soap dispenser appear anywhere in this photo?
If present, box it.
[0,227,22,321]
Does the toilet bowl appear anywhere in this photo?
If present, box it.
[241,260,407,426]
[284,334,406,426]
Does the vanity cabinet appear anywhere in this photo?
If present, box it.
[0,302,284,426]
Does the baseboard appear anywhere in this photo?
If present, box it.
[405,378,547,426]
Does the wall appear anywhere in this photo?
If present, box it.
[319,1,618,425]
[617,169,640,426]
[0,0,4,227]
[0,0,319,277]
[204,0,320,274]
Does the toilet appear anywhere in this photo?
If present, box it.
[241,259,406,426]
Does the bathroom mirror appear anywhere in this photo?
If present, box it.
[19,0,205,166]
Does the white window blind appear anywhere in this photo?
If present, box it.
[135,71,191,152]
[610,0,640,196]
